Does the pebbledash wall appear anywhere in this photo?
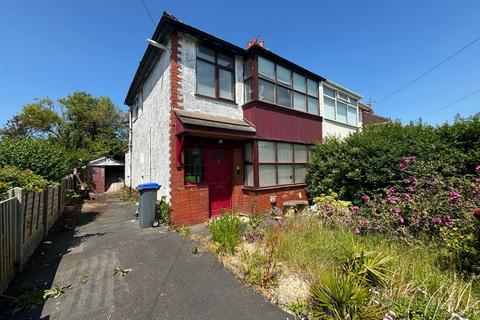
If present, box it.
[127,39,172,201]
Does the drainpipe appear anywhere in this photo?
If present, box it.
[128,107,133,191]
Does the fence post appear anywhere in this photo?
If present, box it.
[43,187,49,239]
[8,187,25,272]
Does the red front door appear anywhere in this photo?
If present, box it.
[205,148,233,217]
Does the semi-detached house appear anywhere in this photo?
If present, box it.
[124,12,386,226]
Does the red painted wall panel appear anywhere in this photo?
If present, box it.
[243,101,323,144]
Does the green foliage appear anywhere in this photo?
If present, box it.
[307,115,480,200]
[310,271,384,319]
[42,284,71,299]
[0,166,50,200]
[66,189,83,204]
[0,138,70,181]
[288,299,311,319]
[114,266,132,278]
[244,213,265,242]
[207,213,241,254]
[341,244,392,287]
[178,226,192,237]
[9,289,44,314]
[239,250,271,287]
[440,223,480,274]
[156,196,172,225]
[1,92,128,166]
[121,186,138,203]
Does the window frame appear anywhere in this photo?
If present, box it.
[246,55,320,115]
[184,146,206,185]
[247,140,314,188]
[322,84,359,126]
[196,45,236,103]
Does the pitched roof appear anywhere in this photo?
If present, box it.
[87,157,124,167]
[125,12,330,106]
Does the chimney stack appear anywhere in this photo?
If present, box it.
[247,37,264,49]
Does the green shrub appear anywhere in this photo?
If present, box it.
[156,196,171,225]
[239,250,272,287]
[307,114,480,201]
[310,271,384,319]
[0,138,70,181]
[0,166,50,200]
[207,213,241,254]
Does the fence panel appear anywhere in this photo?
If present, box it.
[0,197,18,293]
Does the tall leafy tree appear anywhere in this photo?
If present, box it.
[1,92,127,166]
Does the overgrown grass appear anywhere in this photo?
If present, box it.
[270,214,480,317]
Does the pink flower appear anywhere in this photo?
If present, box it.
[406,185,414,192]
[402,178,411,184]
[353,227,361,235]
[387,195,398,204]
[411,177,418,185]
[432,217,442,225]
[449,191,460,205]
[474,177,480,183]
[402,193,412,201]
[352,206,360,213]
[392,207,401,214]
[444,216,454,228]
[324,205,333,213]
[398,216,405,225]
[399,164,408,171]
[361,195,371,203]
[362,220,370,227]
[386,187,396,195]
[476,164,480,174]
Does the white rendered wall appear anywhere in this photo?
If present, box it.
[179,33,244,120]
[129,42,171,201]
[323,119,359,140]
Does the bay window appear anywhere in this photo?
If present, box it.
[245,55,320,115]
[245,140,315,188]
[196,45,235,101]
[322,85,359,126]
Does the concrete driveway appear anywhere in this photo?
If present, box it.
[0,195,290,320]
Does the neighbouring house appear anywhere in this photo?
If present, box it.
[86,157,125,193]
[124,12,386,226]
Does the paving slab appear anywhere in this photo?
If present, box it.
[0,196,291,320]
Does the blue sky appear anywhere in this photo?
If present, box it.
[1,0,479,126]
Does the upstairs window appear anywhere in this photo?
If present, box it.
[322,85,359,126]
[256,56,319,115]
[196,45,235,101]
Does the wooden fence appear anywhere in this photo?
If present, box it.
[0,174,75,293]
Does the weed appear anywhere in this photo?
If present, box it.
[178,226,192,238]
[81,271,89,284]
[43,284,71,299]
[114,267,132,278]
[207,213,241,254]
[10,289,44,314]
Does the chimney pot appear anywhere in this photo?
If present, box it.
[259,40,265,48]
[247,41,253,48]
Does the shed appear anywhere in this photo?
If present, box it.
[86,157,125,193]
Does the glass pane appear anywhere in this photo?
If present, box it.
[293,92,307,112]
[294,144,307,163]
[258,79,275,103]
[337,92,349,102]
[259,164,276,187]
[277,86,292,108]
[185,147,205,183]
[278,165,293,185]
[348,106,358,126]
[244,79,253,103]
[218,53,234,68]
[245,164,254,186]
[277,143,292,163]
[294,165,307,184]
[308,97,319,115]
[307,79,318,97]
[337,101,347,123]
[350,98,358,106]
[323,86,335,98]
[219,69,234,100]
[307,145,316,161]
[258,141,275,162]
[196,60,215,97]
[244,143,252,162]
[293,72,306,92]
[244,58,252,79]
[324,96,335,119]
[277,65,292,86]
[197,46,215,62]
[258,56,275,79]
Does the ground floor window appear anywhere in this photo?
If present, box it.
[185,147,205,183]
[245,140,315,188]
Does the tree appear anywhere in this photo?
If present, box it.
[0,92,128,166]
